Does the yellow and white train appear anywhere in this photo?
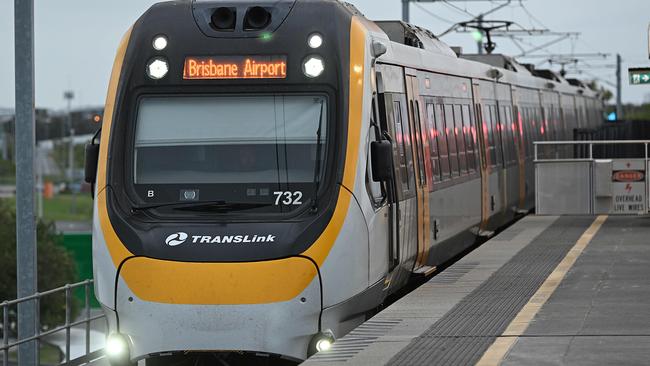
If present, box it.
[85,0,603,364]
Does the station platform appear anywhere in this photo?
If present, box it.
[303,215,650,366]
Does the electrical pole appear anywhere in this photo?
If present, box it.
[616,53,622,120]
[14,0,38,364]
[477,14,484,54]
[64,91,76,214]
[402,0,410,23]
[64,91,74,184]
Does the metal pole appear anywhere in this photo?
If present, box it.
[14,0,38,365]
[477,14,484,54]
[616,53,622,120]
[85,282,91,356]
[65,94,73,183]
[65,285,71,363]
[0,122,7,160]
[402,0,410,23]
[3,304,9,366]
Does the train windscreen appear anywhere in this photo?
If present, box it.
[132,95,328,212]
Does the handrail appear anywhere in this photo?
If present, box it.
[1,279,106,366]
[533,140,650,162]
[534,140,650,145]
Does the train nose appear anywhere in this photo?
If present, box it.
[111,258,323,362]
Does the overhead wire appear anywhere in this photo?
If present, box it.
[441,0,475,18]
[412,3,456,25]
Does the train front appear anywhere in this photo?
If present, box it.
[91,0,372,364]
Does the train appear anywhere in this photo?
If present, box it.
[84,0,604,364]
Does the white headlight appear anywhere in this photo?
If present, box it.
[105,334,128,358]
[152,35,168,51]
[147,58,169,80]
[303,56,325,78]
[308,33,323,49]
[316,338,332,352]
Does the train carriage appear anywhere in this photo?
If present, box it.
[85,1,603,364]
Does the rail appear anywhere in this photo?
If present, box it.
[534,140,650,162]
[1,279,106,366]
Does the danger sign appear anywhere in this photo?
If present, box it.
[612,170,645,182]
[611,160,646,214]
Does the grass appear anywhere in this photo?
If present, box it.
[9,342,63,365]
[3,193,93,222]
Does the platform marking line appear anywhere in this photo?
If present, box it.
[475,215,608,366]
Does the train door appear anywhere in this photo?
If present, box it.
[472,83,491,235]
[405,72,433,275]
[385,94,418,280]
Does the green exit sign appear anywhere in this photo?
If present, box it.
[629,68,650,85]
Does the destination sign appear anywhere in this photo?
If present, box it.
[629,67,650,85]
[183,55,287,80]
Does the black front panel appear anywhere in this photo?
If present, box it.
[105,0,357,262]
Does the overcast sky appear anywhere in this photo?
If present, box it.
[1,0,649,110]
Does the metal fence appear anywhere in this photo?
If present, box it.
[1,280,105,366]
[534,140,650,215]
[534,140,650,162]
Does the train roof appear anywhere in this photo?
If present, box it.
[343,2,600,99]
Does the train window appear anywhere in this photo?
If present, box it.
[483,105,497,167]
[524,107,534,158]
[393,100,411,192]
[453,105,468,174]
[425,103,441,182]
[133,95,329,212]
[134,95,328,182]
[444,105,460,176]
[435,104,451,180]
[501,105,516,164]
[412,100,426,186]
[526,107,535,157]
[366,102,384,206]
[491,105,504,167]
[461,105,476,172]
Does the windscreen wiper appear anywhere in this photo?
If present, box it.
[310,100,325,211]
[132,200,273,212]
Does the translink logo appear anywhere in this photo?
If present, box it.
[164,232,275,246]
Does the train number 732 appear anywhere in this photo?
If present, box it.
[273,191,303,205]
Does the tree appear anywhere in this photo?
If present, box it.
[0,199,78,335]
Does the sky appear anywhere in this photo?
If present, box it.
[1,0,649,111]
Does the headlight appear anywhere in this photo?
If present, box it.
[316,338,332,352]
[152,35,168,51]
[308,330,335,356]
[147,57,169,80]
[105,333,129,360]
[303,56,325,78]
[308,33,323,49]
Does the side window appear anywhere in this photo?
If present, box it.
[435,104,451,180]
[501,105,515,164]
[491,105,504,167]
[426,103,441,182]
[453,104,468,174]
[462,105,476,172]
[527,107,535,157]
[444,104,460,176]
[393,100,410,192]
[366,101,384,205]
[484,105,496,167]
[412,100,426,186]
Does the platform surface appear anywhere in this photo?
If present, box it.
[303,215,650,366]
